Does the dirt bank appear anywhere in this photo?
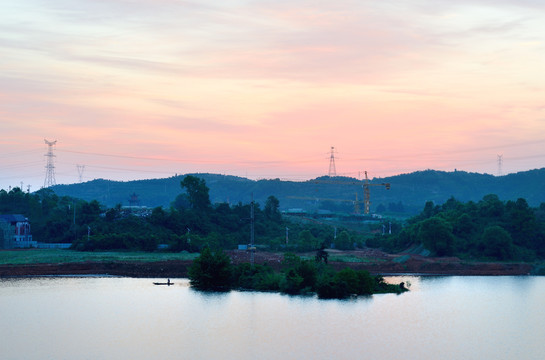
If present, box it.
[0,261,192,278]
[0,250,534,277]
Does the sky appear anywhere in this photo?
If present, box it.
[1,0,545,192]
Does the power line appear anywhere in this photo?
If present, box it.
[0,148,43,158]
[55,148,326,167]
[350,139,545,162]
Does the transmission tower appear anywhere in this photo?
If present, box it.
[497,154,503,176]
[77,164,85,183]
[328,146,337,177]
[43,139,57,188]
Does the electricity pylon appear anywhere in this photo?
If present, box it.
[328,146,336,177]
[44,139,57,188]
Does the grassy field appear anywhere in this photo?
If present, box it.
[0,249,199,265]
[328,255,387,263]
[0,249,389,266]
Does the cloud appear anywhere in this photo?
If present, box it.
[2,0,545,190]
[2,0,442,84]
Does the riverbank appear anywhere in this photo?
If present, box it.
[0,249,536,277]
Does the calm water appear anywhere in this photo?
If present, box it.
[1,276,544,360]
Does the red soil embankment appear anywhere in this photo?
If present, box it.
[0,250,534,277]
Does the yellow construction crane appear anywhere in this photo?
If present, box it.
[362,171,390,214]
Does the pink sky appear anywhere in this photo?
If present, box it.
[1,0,545,191]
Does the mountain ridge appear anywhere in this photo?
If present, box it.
[50,168,545,215]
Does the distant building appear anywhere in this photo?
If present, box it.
[0,214,36,249]
[283,208,307,216]
[128,193,141,206]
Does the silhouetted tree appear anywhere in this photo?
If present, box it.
[418,216,454,256]
[264,195,281,222]
[480,226,513,260]
[180,175,211,212]
[188,246,232,291]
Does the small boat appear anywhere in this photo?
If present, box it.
[153,279,174,286]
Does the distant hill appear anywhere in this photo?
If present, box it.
[50,169,545,215]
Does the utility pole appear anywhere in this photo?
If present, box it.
[43,139,57,188]
[497,154,503,176]
[73,203,76,226]
[250,193,255,266]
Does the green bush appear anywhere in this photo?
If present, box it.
[188,247,232,291]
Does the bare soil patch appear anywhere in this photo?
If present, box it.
[0,249,534,277]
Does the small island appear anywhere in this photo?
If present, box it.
[189,247,408,299]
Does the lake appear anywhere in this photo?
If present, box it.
[1,276,543,360]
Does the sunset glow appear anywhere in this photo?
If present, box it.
[1,0,545,191]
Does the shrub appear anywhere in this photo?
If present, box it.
[188,246,232,291]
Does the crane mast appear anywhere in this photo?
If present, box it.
[362,171,391,214]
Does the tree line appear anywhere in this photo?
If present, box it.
[4,180,544,261]
[369,195,545,261]
[0,176,360,252]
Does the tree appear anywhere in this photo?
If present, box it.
[335,230,353,250]
[316,268,377,299]
[505,198,537,249]
[479,194,504,218]
[181,176,211,212]
[453,213,475,238]
[480,226,514,260]
[188,246,232,291]
[279,253,318,294]
[315,242,328,264]
[149,206,168,226]
[316,272,349,299]
[298,230,317,251]
[172,193,190,210]
[264,195,281,222]
[422,201,437,219]
[418,216,454,256]
[78,200,102,225]
[335,268,359,294]
[280,268,304,295]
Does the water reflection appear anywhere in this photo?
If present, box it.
[1,276,544,360]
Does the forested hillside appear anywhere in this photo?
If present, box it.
[50,168,545,216]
